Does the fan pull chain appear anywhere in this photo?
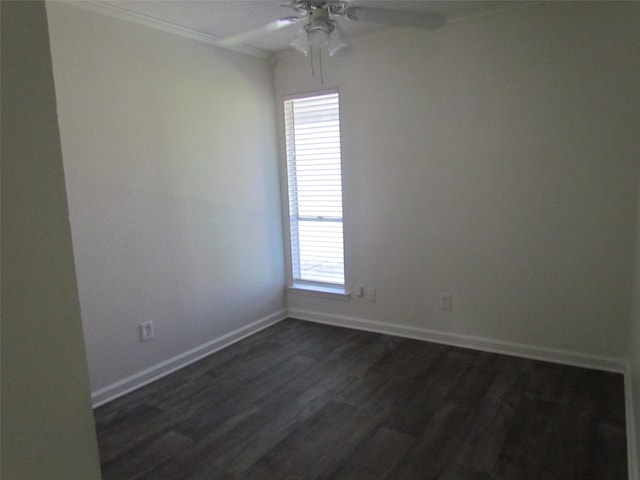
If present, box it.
[310,46,315,77]
[308,46,325,85]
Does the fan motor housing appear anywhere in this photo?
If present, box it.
[289,0,347,16]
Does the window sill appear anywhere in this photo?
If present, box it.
[287,284,351,301]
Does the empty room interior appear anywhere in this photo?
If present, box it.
[3,0,640,478]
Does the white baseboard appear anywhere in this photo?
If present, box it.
[290,308,638,476]
[288,308,627,373]
[91,306,637,475]
[91,309,287,407]
[625,367,639,480]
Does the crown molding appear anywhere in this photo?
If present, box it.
[61,1,270,59]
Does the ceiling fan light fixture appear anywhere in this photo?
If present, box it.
[307,20,331,47]
[291,18,345,57]
[327,27,346,56]
[290,27,310,55]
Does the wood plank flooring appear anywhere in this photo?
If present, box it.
[94,318,628,479]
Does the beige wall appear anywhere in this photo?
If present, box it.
[3,1,637,476]
[630,182,640,476]
[275,2,640,359]
[0,1,102,478]
[46,2,286,399]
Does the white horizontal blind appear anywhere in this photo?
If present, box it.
[284,91,344,286]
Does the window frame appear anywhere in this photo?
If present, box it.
[283,89,347,295]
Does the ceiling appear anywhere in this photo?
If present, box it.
[97,1,525,54]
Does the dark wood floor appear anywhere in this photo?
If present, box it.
[94,318,627,479]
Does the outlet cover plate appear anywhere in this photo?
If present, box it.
[140,321,154,342]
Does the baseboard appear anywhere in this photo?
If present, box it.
[288,308,627,373]
[625,366,639,480]
[90,307,637,475]
[91,309,287,407]
[290,309,639,474]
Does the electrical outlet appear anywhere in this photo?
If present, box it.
[366,287,376,303]
[140,321,154,342]
[441,293,453,311]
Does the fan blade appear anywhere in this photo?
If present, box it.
[221,17,302,46]
[344,6,445,30]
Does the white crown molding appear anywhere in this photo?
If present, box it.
[61,0,270,59]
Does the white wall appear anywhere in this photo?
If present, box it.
[630,182,640,475]
[274,2,640,359]
[1,1,102,477]
[46,2,285,398]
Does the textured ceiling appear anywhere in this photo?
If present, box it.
[98,1,525,53]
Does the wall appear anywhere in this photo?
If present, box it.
[274,2,640,361]
[0,1,102,478]
[46,2,285,402]
[630,182,640,476]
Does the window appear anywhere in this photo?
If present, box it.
[284,91,345,290]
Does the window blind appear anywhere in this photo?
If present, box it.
[284,91,345,287]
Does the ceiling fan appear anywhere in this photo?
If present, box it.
[221,1,446,56]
